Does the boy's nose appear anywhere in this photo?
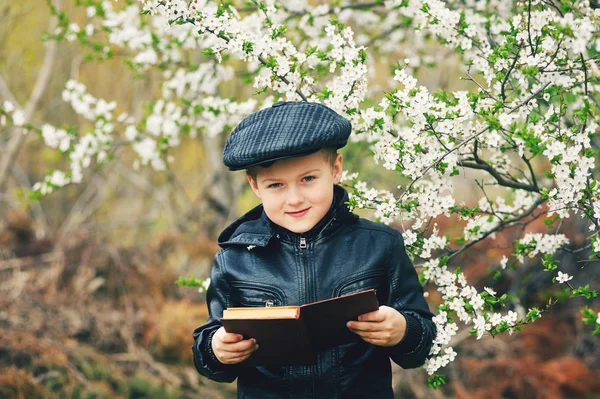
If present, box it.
[286,187,304,206]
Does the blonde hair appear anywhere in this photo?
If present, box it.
[246,147,338,182]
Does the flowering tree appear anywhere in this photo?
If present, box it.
[1,0,599,388]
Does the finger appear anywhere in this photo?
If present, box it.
[357,309,385,322]
[219,345,258,360]
[219,345,259,363]
[218,338,257,353]
[220,332,245,343]
[348,328,380,339]
[347,321,383,332]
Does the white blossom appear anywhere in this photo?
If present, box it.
[556,271,573,284]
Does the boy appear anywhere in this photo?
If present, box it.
[192,101,436,398]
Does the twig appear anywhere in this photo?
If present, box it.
[0,251,64,272]
[466,67,498,102]
[509,82,550,113]
[581,53,588,96]
[365,23,405,47]
[526,0,534,55]
[402,126,490,197]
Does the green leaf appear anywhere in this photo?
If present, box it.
[175,276,205,287]
[428,374,446,389]
[242,41,254,54]
[572,285,599,300]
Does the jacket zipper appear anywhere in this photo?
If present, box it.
[300,237,307,249]
[298,236,315,397]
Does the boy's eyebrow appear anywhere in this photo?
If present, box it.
[260,169,322,183]
[299,168,321,176]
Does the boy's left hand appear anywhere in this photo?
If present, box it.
[346,306,406,347]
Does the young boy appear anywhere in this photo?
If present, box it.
[192,101,436,398]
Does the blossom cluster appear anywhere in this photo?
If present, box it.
[516,233,570,262]
[32,80,121,194]
[0,101,26,128]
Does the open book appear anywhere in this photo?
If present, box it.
[221,289,379,366]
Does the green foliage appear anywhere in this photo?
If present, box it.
[526,307,542,322]
[450,205,480,218]
[481,290,508,311]
[572,285,599,300]
[542,254,557,272]
[242,41,254,54]
[428,373,446,389]
[580,307,600,335]
[175,276,205,288]
[271,25,287,39]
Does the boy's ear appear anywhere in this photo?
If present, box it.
[332,153,343,184]
[246,174,262,198]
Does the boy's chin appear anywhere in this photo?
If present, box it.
[283,224,314,234]
[279,220,317,234]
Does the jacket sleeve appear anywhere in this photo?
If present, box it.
[385,231,437,369]
[192,250,240,382]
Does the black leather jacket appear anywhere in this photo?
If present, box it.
[192,185,436,398]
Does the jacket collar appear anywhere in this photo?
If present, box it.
[217,185,357,249]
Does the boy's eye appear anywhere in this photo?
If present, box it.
[302,176,315,183]
[267,183,282,189]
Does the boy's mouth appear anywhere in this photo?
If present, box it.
[286,208,310,218]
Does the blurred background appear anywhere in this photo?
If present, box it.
[1,1,600,398]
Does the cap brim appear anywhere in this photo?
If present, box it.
[228,147,323,171]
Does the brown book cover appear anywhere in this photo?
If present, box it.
[221,289,379,366]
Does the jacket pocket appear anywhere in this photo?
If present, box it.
[334,269,385,298]
[229,281,286,307]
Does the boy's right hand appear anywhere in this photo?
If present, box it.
[212,327,259,364]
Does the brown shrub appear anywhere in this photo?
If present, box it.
[145,300,209,364]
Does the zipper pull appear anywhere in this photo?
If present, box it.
[265,300,274,307]
[300,237,307,249]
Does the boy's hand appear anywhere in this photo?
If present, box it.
[346,306,406,347]
[212,327,259,364]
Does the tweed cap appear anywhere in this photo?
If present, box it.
[222,101,352,171]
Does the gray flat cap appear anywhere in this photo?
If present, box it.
[222,101,351,171]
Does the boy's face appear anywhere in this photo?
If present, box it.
[247,151,343,234]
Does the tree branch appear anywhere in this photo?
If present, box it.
[237,1,385,20]
[461,160,539,192]
[501,55,518,101]
[0,0,61,193]
[448,196,545,261]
